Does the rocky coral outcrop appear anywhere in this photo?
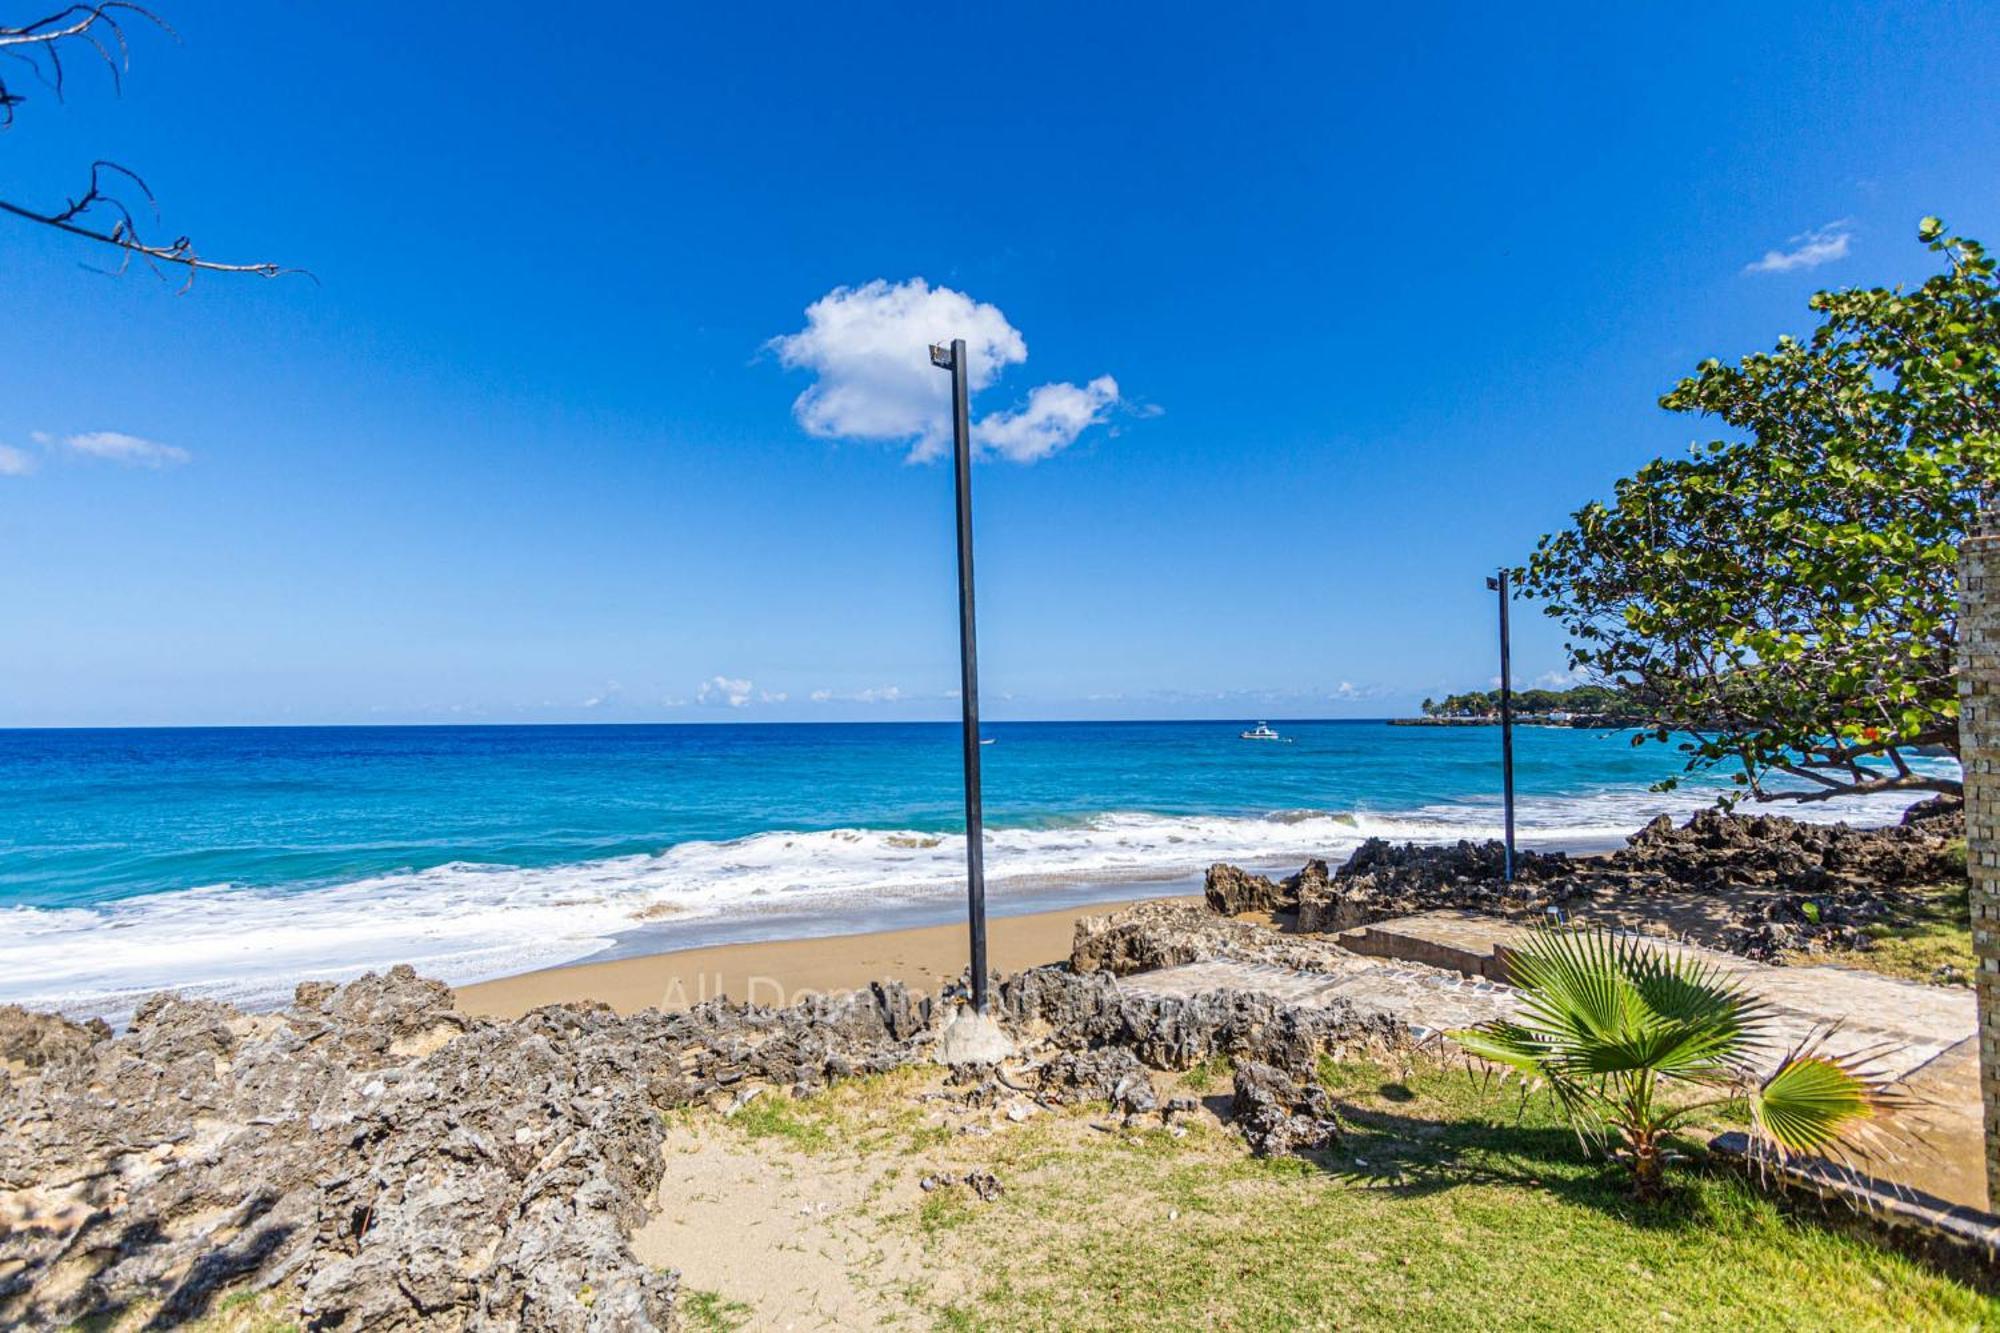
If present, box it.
[1230,1060,1342,1157]
[1031,1047,1159,1118]
[1292,839,1574,933]
[1203,862,1292,916]
[1186,807,1971,961]
[1070,900,1353,978]
[1612,808,1961,895]
[0,1004,110,1071]
[0,966,931,1332]
[0,953,1410,1330]
[1000,964,1402,1077]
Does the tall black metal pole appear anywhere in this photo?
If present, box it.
[935,338,990,1013]
[1490,569,1517,882]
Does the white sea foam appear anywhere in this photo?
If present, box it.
[0,782,1941,1022]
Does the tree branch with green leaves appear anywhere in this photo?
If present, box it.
[1519,218,1995,805]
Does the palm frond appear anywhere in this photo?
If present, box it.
[1749,1027,1909,1163]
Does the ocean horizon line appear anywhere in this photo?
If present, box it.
[0,714,1415,734]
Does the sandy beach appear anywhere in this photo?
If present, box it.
[455,894,1196,1019]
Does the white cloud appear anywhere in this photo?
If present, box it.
[1534,667,1589,688]
[0,431,191,476]
[60,431,193,467]
[697,675,756,708]
[974,376,1120,463]
[1744,221,1852,274]
[809,685,904,704]
[770,278,1125,463]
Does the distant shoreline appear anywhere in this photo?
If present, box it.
[1387,715,1648,729]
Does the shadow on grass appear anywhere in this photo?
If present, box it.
[1303,1096,1716,1231]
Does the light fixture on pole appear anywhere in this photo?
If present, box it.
[929,338,1002,1048]
[1486,570,1517,882]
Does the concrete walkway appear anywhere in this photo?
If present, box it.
[1115,909,1982,1208]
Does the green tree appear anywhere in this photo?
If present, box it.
[1520,219,1996,804]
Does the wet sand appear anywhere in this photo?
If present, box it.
[455,895,1194,1019]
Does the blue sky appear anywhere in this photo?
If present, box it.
[0,3,1994,727]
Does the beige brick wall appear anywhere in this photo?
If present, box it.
[1960,525,2000,1208]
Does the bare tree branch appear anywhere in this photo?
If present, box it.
[0,4,298,286]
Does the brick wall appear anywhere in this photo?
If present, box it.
[1960,522,2000,1209]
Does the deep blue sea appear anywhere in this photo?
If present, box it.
[0,721,1945,1018]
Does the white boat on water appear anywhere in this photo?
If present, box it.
[1239,722,1284,741]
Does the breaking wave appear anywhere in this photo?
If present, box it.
[0,780,1934,1021]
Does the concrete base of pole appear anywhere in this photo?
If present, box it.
[934,1008,1014,1067]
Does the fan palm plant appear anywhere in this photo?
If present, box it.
[1449,926,1900,1199]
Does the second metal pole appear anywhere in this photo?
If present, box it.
[1494,568,1517,882]
[945,337,991,1013]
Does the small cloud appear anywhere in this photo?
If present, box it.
[0,444,35,477]
[1327,681,1389,702]
[1744,221,1852,274]
[809,685,904,704]
[59,431,193,468]
[1534,667,1589,688]
[769,278,1129,464]
[761,690,788,704]
[697,675,756,708]
[975,376,1120,463]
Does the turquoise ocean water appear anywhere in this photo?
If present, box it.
[0,721,1945,1018]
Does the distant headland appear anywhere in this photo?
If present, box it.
[1390,684,1645,729]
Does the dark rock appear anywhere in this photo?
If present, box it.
[1000,964,1403,1077]
[1230,1060,1341,1157]
[1070,902,1215,974]
[1204,862,1292,916]
[1070,901,1358,979]
[964,1169,1003,1202]
[1901,794,1964,829]
[0,1005,110,1070]
[1264,805,1964,961]
[1293,837,1575,934]
[1033,1047,1158,1117]
[919,1169,1004,1202]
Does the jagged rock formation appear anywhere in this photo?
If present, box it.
[1003,963,1401,1076]
[1202,863,1290,915]
[0,1006,111,1073]
[1030,1047,1160,1118]
[1293,839,1574,933]
[0,967,927,1331]
[1183,807,1967,961]
[1069,899,1352,978]
[1,959,1407,1329]
[1610,807,1961,894]
[1230,1061,1342,1157]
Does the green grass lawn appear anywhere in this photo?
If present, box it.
[89,1041,1998,1332]
[1793,878,1973,987]
[905,1056,1998,1332]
